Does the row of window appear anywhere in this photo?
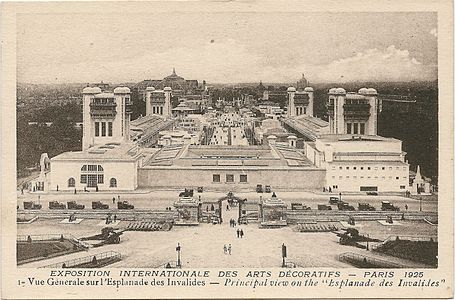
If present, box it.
[332,175,407,180]
[81,165,103,172]
[94,122,113,137]
[67,177,117,187]
[333,166,407,171]
[152,106,164,115]
[346,122,365,135]
[212,174,248,183]
[296,106,307,115]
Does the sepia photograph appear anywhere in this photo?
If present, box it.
[1,1,453,299]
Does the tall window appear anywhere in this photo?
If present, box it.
[95,122,100,137]
[346,123,352,134]
[110,178,117,188]
[360,123,365,134]
[108,122,113,136]
[101,122,106,137]
[353,123,359,134]
[68,177,75,187]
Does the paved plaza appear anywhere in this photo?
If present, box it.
[17,195,437,268]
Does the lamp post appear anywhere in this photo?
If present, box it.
[176,243,181,267]
[281,243,287,267]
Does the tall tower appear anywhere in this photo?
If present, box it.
[327,87,379,135]
[287,87,296,117]
[144,86,172,118]
[82,86,132,150]
[304,87,314,116]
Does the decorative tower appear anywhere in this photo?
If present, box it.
[81,85,131,150]
[163,87,172,118]
[287,87,296,117]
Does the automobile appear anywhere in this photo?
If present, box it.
[49,201,66,209]
[118,201,134,209]
[329,196,340,205]
[179,189,194,197]
[67,201,85,210]
[381,201,400,211]
[358,203,376,211]
[291,203,311,210]
[265,185,272,193]
[256,184,263,193]
[318,204,332,210]
[366,191,379,196]
[92,201,109,209]
[197,186,204,193]
[23,201,42,210]
[337,201,355,211]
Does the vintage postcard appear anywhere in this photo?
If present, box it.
[1,0,453,299]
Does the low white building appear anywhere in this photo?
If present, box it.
[49,142,142,191]
[305,134,409,192]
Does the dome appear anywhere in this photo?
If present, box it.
[164,87,172,91]
[366,88,377,95]
[113,86,131,94]
[358,88,368,94]
[146,86,155,91]
[335,88,346,94]
[287,87,296,92]
[304,87,314,92]
[82,87,102,94]
[328,88,337,94]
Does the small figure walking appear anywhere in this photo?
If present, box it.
[223,244,227,254]
[226,204,229,211]
[114,214,117,222]
[112,197,116,204]
[236,229,240,238]
[240,229,244,238]
[228,244,232,255]
[405,204,408,211]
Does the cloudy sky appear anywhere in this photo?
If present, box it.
[17,11,437,84]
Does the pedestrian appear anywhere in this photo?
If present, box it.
[226,204,229,211]
[56,185,59,191]
[228,244,232,255]
[233,219,236,227]
[118,195,120,201]
[74,188,77,194]
[223,244,227,254]
[405,204,408,211]
[240,229,244,238]
[236,229,240,238]
[114,214,117,222]
[112,197,116,204]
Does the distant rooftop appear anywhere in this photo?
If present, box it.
[51,142,141,161]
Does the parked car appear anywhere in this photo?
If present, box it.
[337,201,355,211]
[49,201,66,209]
[318,204,332,210]
[291,203,311,210]
[329,196,340,205]
[265,185,272,193]
[358,203,376,211]
[256,184,263,193]
[67,201,85,210]
[92,201,109,209]
[23,201,42,210]
[381,201,400,211]
[118,201,134,209]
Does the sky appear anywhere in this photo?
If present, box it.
[17,11,438,84]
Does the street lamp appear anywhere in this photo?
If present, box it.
[176,243,181,267]
[281,243,287,267]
